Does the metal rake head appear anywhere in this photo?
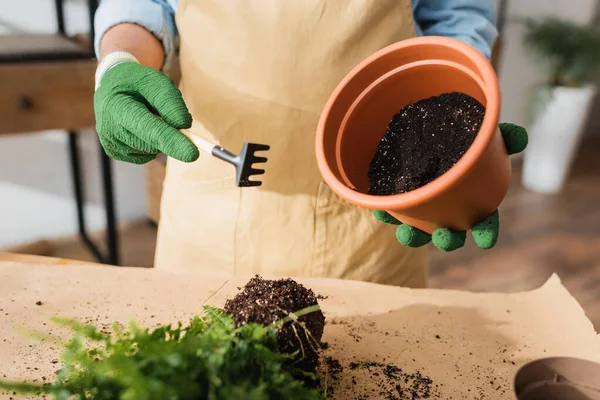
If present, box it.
[211,142,270,187]
[235,143,270,187]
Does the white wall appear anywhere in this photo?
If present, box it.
[496,0,599,127]
[0,0,147,248]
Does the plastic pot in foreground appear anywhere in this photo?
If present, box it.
[316,36,510,234]
[513,357,600,400]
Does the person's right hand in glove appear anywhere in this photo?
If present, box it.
[94,51,199,165]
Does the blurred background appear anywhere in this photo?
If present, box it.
[1,1,599,326]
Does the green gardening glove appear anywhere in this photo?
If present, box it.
[94,53,199,164]
[374,122,528,252]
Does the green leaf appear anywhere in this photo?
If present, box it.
[520,17,600,87]
[1,305,324,400]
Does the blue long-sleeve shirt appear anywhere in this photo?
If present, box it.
[94,0,497,62]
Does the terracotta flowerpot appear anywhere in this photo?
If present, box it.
[513,357,600,400]
[316,36,510,234]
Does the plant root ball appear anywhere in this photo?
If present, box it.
[223,276,326,372]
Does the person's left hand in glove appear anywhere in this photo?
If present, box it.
[374,122,528,252]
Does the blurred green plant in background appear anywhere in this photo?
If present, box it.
[519,17,600,121]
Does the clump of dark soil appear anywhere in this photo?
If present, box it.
[223,275,326,372]
[325,356,344,381]
[321,357,440,399]
[368,92,485,195]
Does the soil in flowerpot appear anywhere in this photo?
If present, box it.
[223,275,326,374]
[368,92,485,195]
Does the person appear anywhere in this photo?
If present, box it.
[93,0,520,288]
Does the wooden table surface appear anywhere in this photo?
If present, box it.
[0,252,99,266]
[1,253,599,399]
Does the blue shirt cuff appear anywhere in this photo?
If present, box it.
[412,0,498,60]
[94,0,177,64]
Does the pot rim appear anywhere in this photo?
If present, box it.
[513,356,600,399]
[316,36,501,210]
[335,58,486,192]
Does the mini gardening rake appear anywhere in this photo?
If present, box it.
[181,125,270,187]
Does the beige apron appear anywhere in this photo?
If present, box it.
[154,0,428,288]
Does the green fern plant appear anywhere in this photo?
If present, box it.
[0,306,324,400]
[520,17,600,121]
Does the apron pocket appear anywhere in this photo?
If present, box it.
[312,181,331,277]
[313,181,427,286]
[154,161,240,274]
